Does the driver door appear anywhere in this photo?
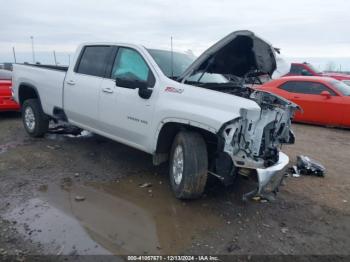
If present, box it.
[99,47,157,151]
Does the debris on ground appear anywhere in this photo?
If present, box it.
[296,155,326,177]
[46,145,61,150]
[287,156,326,177]
[291,166,300,177]
[139,183,152,188]
[74,196,85,201]
[281,227,289,234]
[252,196,261,201]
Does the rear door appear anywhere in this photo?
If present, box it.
[278,81,342,125]
[64,45,113,130]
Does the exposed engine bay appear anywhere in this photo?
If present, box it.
[187,70,299,171]
[196,79,299,199]
[221,88,298,168]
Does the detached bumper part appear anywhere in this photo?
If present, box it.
[243,152,289,201]
[257,152,289,193]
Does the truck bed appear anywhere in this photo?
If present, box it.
[12,63,67,115]
[28,64,69,72]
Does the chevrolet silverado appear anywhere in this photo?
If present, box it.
[12,30,298,199]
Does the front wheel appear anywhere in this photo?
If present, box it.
[22,99,49,137]
[169,131,208,199]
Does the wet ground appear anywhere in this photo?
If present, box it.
[0,112,350,259]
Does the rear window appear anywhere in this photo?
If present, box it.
[289,64,304,75]
[76,46,112,77]
[331,80,350,96]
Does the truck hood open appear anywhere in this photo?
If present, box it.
[179,30,277,81]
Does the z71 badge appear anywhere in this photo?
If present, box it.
[164,86,184,94]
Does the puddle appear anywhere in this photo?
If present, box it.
[5,175,223,255]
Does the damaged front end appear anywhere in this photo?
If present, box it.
[219,90,299,198]
[177,30,300,199]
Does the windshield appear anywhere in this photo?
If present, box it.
[148,49,195,78]
[187,72,229,83]
[330,80,350,96]
[148,49,265,86]
[342,80,350,87]
[306,63,322,74]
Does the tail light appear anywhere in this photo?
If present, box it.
[9,86,14,97]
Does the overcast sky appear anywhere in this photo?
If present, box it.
[1,0,349,68]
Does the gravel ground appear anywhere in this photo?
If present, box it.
[0,112,349,261]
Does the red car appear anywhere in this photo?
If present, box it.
[258,76,350,128]
[0,69,20,112]
[287,62,350,82]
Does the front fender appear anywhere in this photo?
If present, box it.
[152,117,217,153]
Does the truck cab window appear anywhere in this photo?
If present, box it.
[112,48,155,87]
[76,46,112,77]
[289,64,304,75]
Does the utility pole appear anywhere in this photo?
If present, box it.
[30,36,35,63]
[170,36,174,78]
[12,47,17,63]
[53,50,57,65]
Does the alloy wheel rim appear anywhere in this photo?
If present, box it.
[24,107,35,131]
[172,145,184,185]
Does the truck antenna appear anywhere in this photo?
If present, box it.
[12,46,17,63]
[171,36,174,78]
[53,50,57,65]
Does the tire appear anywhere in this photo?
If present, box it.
[169,131,208,199]
[22,99,49,137]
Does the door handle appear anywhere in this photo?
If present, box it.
[102,87,114,94]
[66,80,76,86]
[293,96,300,99]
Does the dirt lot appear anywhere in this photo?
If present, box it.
[0,112,350,259]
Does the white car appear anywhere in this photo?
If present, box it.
[12,30,298,200]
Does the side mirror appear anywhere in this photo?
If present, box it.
[115,77,153,99]
[301,69,311,76]
[320,90,331,99]
[138,85,153,99]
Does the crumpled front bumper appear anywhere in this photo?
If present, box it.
[257,152,289,194]
[243,152,289,200]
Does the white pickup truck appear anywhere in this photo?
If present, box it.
[12,30,298,200]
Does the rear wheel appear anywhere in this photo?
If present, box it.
[169,131,208,199]
[22,99,49,137]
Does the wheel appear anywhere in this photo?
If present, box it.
[169,131,208,199]
[22,99,49,137]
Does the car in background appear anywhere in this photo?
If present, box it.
[286,62,350,83]
[342,80,350,86]
[257,76,350,128]
[0,69,20,112]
